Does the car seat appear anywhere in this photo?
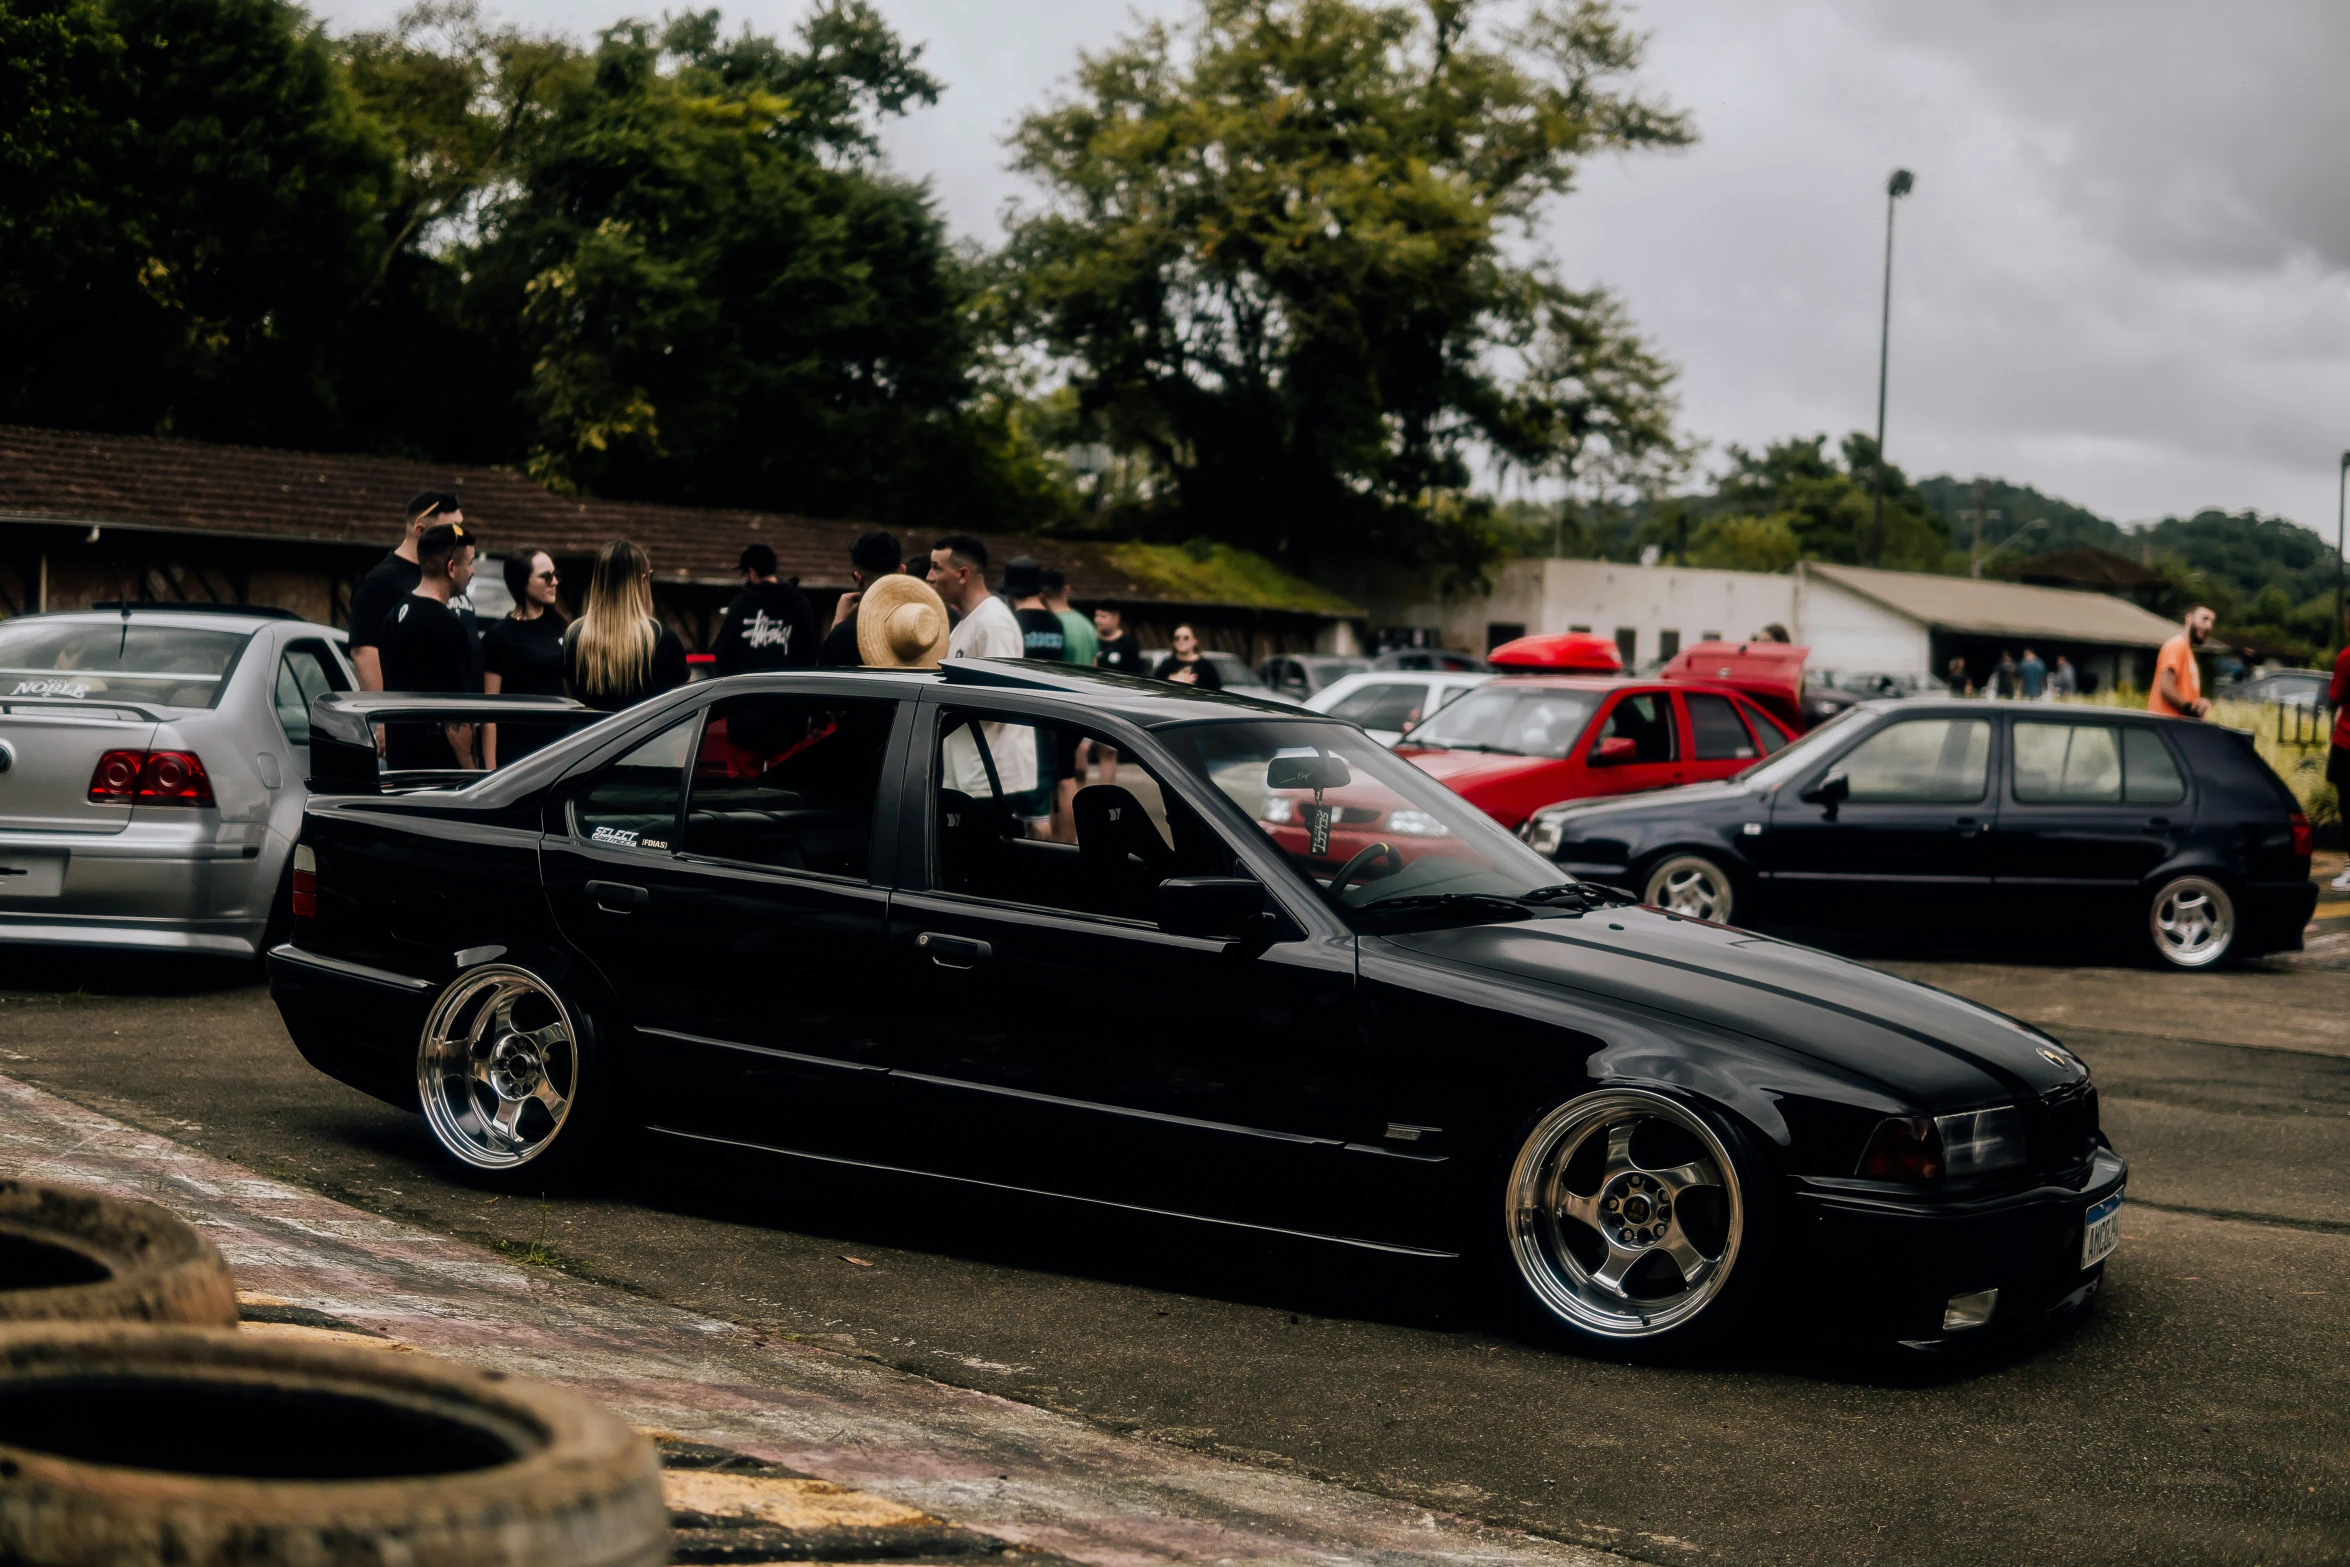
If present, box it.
[1073,785,1176,919]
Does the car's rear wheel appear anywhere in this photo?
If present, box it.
[1642,853,1735,923]
[2148,874,2235,969]
[416,964,610,1189]
[1499,1088,1773,1355]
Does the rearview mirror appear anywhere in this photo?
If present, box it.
[1266,754,1350,792]
[1801,770,1851,808]
[1589,736,1638,767]
[1158,877,1265,940]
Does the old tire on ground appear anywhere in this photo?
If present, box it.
[1641,852,1736,924]
[0,1324,665,1567]
[0,1181,236,1327]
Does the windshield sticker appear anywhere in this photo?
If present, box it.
[1303,802,1333,858]
[590,826,641,848]
[11,679,91,699]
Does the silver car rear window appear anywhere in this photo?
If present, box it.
[0,622,251,709]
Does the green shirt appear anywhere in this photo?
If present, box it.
[1055,608,1099,668]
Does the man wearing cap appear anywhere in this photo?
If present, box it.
[351,492,465,691]
[712,543,818,675]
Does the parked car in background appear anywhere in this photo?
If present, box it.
[1371,647,1488,672]
[0,605,356,958]
[1521,700,2314,969]
[1395,676,1796,830]
[1304,669,1494,746]
[1258,653,1370,701]
[2228,669,2329,708]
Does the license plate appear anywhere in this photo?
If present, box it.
[2081,1190,2124,1269]
[0,851,64,898]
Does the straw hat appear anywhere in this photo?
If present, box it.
[855,573,950,668]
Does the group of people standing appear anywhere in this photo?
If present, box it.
[1944,647,2079,701]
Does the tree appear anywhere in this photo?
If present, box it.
[0,0,397,443]
[999,0,1691,579]
[1708,434,1948,570]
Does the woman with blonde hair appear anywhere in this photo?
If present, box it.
[562,540,689,711]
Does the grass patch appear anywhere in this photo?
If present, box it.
[1087,540,1361,615]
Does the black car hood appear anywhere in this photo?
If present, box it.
[1544,777,1758,821]
[1384,906,2083,1107]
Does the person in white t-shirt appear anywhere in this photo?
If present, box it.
[928,535,1037,802]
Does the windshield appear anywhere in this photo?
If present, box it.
[1732,705,1872,787]
[1405,685,1601,757]
[0,621,250,708]
[1158,718,1608,928]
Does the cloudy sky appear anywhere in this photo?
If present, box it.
[313,0,2350,537]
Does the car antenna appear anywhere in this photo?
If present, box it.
[117,572,132,656]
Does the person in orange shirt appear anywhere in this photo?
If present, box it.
[2148,604,2214,718]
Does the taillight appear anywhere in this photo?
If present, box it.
[2290,810,2312,858]
[87,750,214,807]
[291,843,317,919]
[1856,1116,1943,1182]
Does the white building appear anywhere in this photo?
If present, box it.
[1388,558,2181,694]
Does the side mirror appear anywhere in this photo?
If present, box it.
[1589,735,1638,767]
[1800,770,1851,809]
[1266,754,1351,792]
[1158,877,1265,940]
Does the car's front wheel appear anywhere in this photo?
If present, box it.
[1498,1088,1773,1355]
[416,964,611,1189]
[2148,873,2235,969]
[1642,852,1736,923]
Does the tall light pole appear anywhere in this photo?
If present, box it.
[1868,168,1915,567]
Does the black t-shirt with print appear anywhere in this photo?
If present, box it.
[1015,607,1068,662]
[712,581,819,675]
[1095,632,1144,675]
[378,593,481,770]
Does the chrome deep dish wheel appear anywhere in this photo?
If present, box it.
[1506,1089,1745,1340]
[418,966,580,1170]
[2149,874,2234,969]
[1643,854,1733,923]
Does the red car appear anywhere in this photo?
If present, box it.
[1392,676,1795,829]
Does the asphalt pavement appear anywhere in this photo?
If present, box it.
[0,926,2344,1565]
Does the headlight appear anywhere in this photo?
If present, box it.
[1525,815,1564,856]
[1385,809,1450,838]
[1855,1106,2026,1182]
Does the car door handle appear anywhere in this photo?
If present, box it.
[1952,817,1983,838]
[587,880,648,913]
[2145,817,2171,829]
[915,932,991,969]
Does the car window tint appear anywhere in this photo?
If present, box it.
[2013,722,2122,803]
[1686,693,1756,762]
[1330,682,1427,731]
[933,709,1232,923]
[2122,726,2187,804]
[1839,718,1990,803]
[572,718,695,853]
[0,621,248,709]
[273,643,345,746]
[1744,701,1789,755]
[1594,693,1678,763]
[682,695,897,878]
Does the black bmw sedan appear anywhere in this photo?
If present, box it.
[269,666,2124,1354]
[1521,699,2316,969]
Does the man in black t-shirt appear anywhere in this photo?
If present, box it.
[712,543,819,674]
[1005,557,1067,662]
[378,523,483,770]
[351,492,463,691]
[818,531,905,666]
[1093,603,1144,675]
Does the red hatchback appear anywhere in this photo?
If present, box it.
[1393,676,1797,829]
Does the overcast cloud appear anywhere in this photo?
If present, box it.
[308,0,2350,536]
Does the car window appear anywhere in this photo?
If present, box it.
[682,694,897,878]
[1743,700,1789,755]
[273,641,347,746]
[1592,692,1678,763]
[0,621,249,709]
[572,718,696,853]
[2013,721,2123,803]
[1838,718,1990,804]
[1330,681,1428,731]
[1686,693,1756,762]
[933,709,1234,923]
[2121,726,2187,804]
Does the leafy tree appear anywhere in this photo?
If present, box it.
[998,0,1692,580]
[1687,513,1799,573]
[0,0,397,443]
[1708,434,1947,570]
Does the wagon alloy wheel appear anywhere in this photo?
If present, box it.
[418,967,582,1171]
[1643,854,1734,923]
[2149,874,2234,969]
[1505,1090,1748,1342]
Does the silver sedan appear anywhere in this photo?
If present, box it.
[0,607,354,958]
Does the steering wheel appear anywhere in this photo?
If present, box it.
[1328,840,1403,896]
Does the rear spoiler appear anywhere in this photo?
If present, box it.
[0,696,167,722]
[308,692,604,795]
